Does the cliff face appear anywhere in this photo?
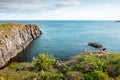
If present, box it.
[0,23,42,68]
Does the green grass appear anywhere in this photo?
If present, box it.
[1,53,120,80]
[0,62,35,80]
[0,23,24,28]
[0,23,25,32]
[0,23,25,45]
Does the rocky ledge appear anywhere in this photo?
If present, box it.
[0,23,42,68]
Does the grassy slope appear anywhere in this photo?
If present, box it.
[0,23,24,35]
[0,23,25,48]
[0,52,120,80]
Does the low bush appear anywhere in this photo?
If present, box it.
[34,54,56,71]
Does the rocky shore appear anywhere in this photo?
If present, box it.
[0,23,42,68]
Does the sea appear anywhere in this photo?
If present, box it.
[0,20,120,61]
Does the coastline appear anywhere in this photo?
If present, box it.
[1,20,120,62]
[0,23,42,68]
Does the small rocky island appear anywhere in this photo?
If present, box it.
[0,23,42,68]
[115,21,120,22]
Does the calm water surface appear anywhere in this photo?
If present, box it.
[0,20,120,61]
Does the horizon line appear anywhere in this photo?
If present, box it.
[0,19,119,21]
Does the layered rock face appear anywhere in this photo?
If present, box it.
[0,23,42,68]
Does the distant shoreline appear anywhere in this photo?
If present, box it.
[115,21,120,22]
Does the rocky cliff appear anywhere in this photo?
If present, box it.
[0,23,42,68]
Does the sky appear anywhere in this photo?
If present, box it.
[0,0,120,20]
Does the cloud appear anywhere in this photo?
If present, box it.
[0,0,43,9]
[0,0,80,14]
[0,0,44,14]
[0,0,42,3]
[103,3,112,7]
[53,0,80,8]
[0,0,81,20]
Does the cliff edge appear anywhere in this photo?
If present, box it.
[0,23,42,68]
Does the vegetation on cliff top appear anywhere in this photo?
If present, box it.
[0,23,25,41]
[0,23,24,28]
[1,51,120,80]
[0,23,25,31]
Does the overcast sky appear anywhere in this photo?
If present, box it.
[0,0,120,20]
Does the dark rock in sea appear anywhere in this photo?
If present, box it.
[88,42,103,48]
[0,23,42,68]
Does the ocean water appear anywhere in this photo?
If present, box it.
[0,20,120,61]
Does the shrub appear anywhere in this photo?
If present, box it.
[83,70,110,80]
[34,54,56,71]
[107,65,120,79]
[7,62,19,70]
[66,71,83,80]
[0,75,6,80]
[34,71,65,80]
[16,63,28,71]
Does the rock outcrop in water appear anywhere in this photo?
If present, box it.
[0,23,42,68]
[88,42,103,48]
[115,21,120,22]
